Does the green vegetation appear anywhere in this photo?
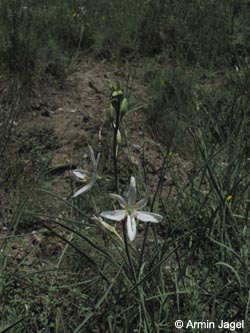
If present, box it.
[0,0,249,332]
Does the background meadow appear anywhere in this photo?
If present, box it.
[0,0,249,332]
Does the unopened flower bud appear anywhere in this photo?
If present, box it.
[108,103,115,122]
[112,90,123,98]
[116,129,121,144]
[120,97,127,119]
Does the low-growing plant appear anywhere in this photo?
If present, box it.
[1,1,250,331]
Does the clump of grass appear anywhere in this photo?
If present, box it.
[143,64,197,154]
[2,118,249,331]
[1,1,250,331]
[0,0,91,102]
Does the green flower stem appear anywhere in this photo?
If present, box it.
[113,123,119,193]
[122,222,156,332]
[122,221,137,282]
[113,101,120,193]
[138,153,168,277]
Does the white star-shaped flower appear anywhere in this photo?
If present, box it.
[72,145,100,197]
[101,176,163,241]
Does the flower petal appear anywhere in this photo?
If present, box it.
[127,215,137,241]
[110,194,127,208]
[72,169,91,181]
[135,211,163,223]
[127,176,136,205]
[101,210,126,221]
[72,180,94,197]
[135,198,148,210]
[88,145,96,165]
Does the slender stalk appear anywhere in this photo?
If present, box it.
[113,123,119,193]
[122,222,136,282]
[122,223,157,333]
[112,97,121,193]
[138,153,168,276]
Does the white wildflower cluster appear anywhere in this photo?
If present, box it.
[72,146,162,241]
